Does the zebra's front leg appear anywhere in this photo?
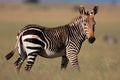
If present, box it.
[67,53,80,71]
[61,56,69,70]
[66,46,80,71]
[25,52,38,71]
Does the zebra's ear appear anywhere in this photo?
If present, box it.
[79,5,86,15]
[93,5,99,15]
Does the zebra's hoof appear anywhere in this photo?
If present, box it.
[25,65,31,71]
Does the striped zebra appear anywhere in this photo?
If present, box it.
[5,5,98,72]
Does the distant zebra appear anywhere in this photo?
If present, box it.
[5,5,98,72]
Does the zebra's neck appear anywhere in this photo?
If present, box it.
[68,16,86,43]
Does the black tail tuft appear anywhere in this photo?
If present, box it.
[5,50,14,60]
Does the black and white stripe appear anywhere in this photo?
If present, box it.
[5,5,98,71]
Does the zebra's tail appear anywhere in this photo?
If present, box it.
[5,36,19,60]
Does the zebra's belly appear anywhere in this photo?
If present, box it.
[38,49,65,58]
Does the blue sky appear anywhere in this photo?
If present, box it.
[42,0,120,3]
[0,0,120,3]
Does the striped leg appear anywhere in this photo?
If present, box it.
[14,43,27,72]
[14,56,26,72]
[61,56,69,69]
[66,46,80,71]
[25,51,38,71]
[67,53,80,71]
[22,36,43,71]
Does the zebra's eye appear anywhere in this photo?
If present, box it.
[90,12,93,14]
[84,23,86,26]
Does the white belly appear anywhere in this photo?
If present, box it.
[45,50,56,56]
[39,49,65,58]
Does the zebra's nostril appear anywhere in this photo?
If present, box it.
[88,37,96,44]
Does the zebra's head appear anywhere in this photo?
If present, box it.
[79,5,98,44]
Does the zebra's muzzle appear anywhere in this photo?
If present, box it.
[88,37,96,44]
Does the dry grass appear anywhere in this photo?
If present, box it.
[0,3,120,80]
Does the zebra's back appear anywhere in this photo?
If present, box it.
[19,24,68,58]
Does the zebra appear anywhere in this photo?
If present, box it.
[5,5,98,72]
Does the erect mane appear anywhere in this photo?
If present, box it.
[71,16,82,22]
[69,16,82,26]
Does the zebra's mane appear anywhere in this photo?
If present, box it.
[69,16,82,27]
[17,15,83,36]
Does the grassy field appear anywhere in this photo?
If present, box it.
[0,3,120,80]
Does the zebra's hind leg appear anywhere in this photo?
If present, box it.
[14,43,27,72]
[25,51,38,71]
[14,56,26,72]
[61,56,69,70]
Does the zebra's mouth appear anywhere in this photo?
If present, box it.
[88,37,96,44]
